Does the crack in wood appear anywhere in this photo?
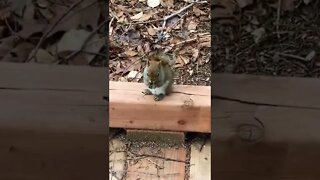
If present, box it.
[213,95,320,110]
[0,87,104,92]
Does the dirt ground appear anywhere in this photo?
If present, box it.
[109,0,211,86]
[212,0,320,77]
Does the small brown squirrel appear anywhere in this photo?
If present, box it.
[143,52,176,101]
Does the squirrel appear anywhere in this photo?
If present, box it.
[142,52,176,101]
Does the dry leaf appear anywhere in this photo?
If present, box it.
[131,12,143,20]
[0,6,11,20]
[180,55,190,65]
[116,11,124,18]
[125,50,138,57]
[48,29,104,63]
[0,36,16,59]
[166,15,180,28]
[192,49,199,61]
[39,8,54,20]
[2,42,34,62]
[282,0,295,11]
[69,53,88,65]
[147,27,157,35]
[251,27,265,43]
[193,6,206,16]
[19,20,46,39]
[23,0,35,20]
[147,0,160,8]
[50,29,90,53]
[236,0,253,8]
[188,21,198,30]
[31,48,56,64]
[140,13,152,21]
[160,0,174,7]
[127,70,140,80]
[305,50,316,61]
[303,0,313,4]
[7,0,26,17]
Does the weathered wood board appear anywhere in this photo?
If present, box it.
[126,147,187,180]
[0,62,108,180]
[189,140,211,180]
[213,73,320,180]
[109,81,211,133]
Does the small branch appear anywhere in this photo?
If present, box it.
[162,2,195,28]
[277,52,308,61]
[26,0,83,62]
[4,18,19,38]
[276,0,281,39]
[172,38,197,47]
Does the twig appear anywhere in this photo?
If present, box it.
[4,18,19,38]
[64,19,108,61]
[109,16,115,35]
[277,52,308,61]
[130,151,189,163]
[276,0,281,39]
[124,19,164,25]
[162,2,195,28]
[165,37,197,52]
[26,0,83,62]
[146,158,164,169]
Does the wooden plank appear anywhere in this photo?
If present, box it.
[214,73,320,109]
[0,89,106,134]
[0,62,107,91]
[109,81,211,133]
[126,147,186,180]
[0,63,108,179]
[212,99,320,179]
[189,140,211,180]
[0,129,107,180]
[109,139,126,180]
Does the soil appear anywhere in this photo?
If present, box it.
[109,0,211,86]
[212,0,320,77]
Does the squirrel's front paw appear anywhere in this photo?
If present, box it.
[154,94,164,101]
[142,89,153,95]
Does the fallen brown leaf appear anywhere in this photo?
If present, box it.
[3,42,34,62]
[188,21,198,30]
[236,0,253,8]
[140,13,152,21]
[131,12,143,20]
[193,6,206,16]
[147,27,157,35]
[0,36,17,59]
[282,0,296,11]
[125,49,138,57]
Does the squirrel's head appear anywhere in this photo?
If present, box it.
[146,58,161,82]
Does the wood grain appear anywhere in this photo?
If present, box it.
[109,81,211,133]
[126,147,186,180]
[213,73,320,180]
[0,62,108,180]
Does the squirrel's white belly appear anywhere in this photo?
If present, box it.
[148,80,170,95]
